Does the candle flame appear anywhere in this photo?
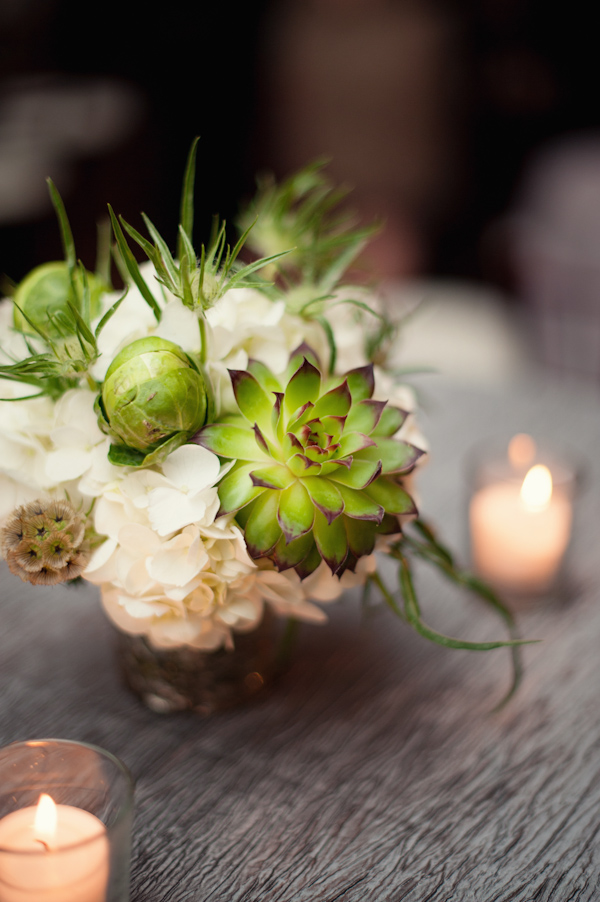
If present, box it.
[34,793,57,844]
[520,464,553,511]
[508,433,536,469]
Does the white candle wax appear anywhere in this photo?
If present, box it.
[469,479,572,593]
[0,801,109,902]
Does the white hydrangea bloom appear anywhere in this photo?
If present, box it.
[84,442,265,649]
[45,389,107,483]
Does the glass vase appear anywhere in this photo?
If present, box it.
[115,610,290,715]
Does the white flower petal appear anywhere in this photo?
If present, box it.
[117,523,162,556]
[154,301,201,353]
[84,537,118,578]
[149,530,209,587]
[148,486,219,535]
[160,444,221,494]
[45,447,93,481]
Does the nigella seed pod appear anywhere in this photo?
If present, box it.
[13,261,103,337]
[0,499,90,586]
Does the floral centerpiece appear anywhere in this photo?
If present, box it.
[0,143,523,712]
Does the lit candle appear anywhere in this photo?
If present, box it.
[0,793,109,902]
[470,442,573,594]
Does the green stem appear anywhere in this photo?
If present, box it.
[198,314,207,365]
[392,521,537,709]
[368,571,406,622]
[276,617,300,669]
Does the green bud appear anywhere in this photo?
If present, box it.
[101,336,209,453]
[13,262,103,336]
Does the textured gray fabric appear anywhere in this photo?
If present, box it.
[1,374,599,901]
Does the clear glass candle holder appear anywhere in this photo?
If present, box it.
[467,435,580,600]
[0,739,134,902]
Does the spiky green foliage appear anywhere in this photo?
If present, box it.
[238,160,377,287]
[110,139,290,325]
[0,182,118,399]
[195,344,423,578]
[236,161,392,373]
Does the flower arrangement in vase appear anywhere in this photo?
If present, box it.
[0,142,524,712]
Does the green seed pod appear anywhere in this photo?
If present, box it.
[101,336,209,453]
[13,262,103,336]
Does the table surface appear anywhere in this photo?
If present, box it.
[2,373,600,902]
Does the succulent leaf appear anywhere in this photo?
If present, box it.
[364,477,417,515]
[357,439,425,474]
[311,381,352,419]
[230,370,273,432]
[313,509,348,574]
[250,464,295,490]
[345,515,377,558]
[344,399,387,434]
[372,405,409,437]
[244,491,281,557]
[246,359,282,395]
[338,431,377,457]
[283,359,321,419]
[277,481,314,541]
[287,453,322,478]
[198,423,268,460]
[336,484,384,522]
[302,476,344,524]
[286,342,321,377]
[345,364,376,402]
[330,458,382,490]
[272,531,314,572]
[295,543,323,580]
[218,463,266,514]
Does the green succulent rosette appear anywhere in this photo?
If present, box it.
[195,345,424,578]
[96,335,211,467]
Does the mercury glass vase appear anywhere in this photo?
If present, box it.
[115,610,290,715]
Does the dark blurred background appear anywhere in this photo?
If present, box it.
[2,0,599,376]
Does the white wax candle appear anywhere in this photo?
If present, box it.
[0,798,109,902]
[470,477,572,593]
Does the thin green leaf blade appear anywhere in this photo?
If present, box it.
[46,179,76,274]
[108,205,161,321]
[178,137,199,261]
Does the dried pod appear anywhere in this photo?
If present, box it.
[1,499,89,586]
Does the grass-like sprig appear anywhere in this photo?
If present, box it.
[0,183,123,399]
[238,160,379,285]
[363,519,537,709]
[110,139,289,327]
[237,160,393,371]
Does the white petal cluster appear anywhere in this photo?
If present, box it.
[83,444,260,650]
[0,340,107,519]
